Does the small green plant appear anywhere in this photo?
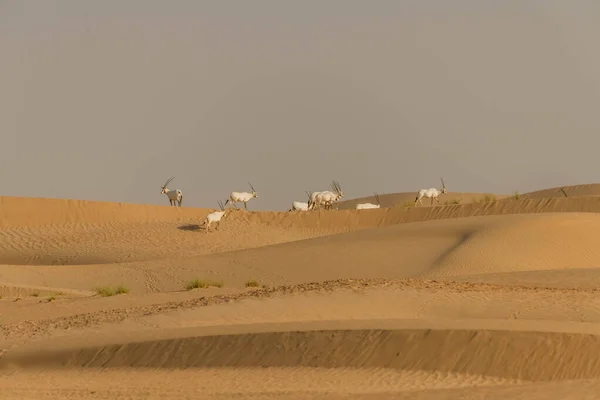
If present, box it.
[403,201,415,209]
[94,285,129,297]
[476,194,497,203]
[513,191,520,200]
[95,286,114,297]
[185,279,223,290]
[31,292,39,297]
[46,296,56,302]
[115,285,130,295]
[245,280,260,288]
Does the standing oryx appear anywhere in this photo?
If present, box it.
[356,193,381,209]
[202,201,228,233]
[224,182,259,210]
[308,180,344,210]
[160,176,183,206]
[289,191,312,212]
[414,178,447,206]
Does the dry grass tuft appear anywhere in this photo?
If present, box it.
[185,279,224,290]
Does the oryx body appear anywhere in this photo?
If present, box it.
[289,191,312,211]
[225,183,259,210]
[309,181,344,210]
[356,193,381,209]
[203,201,228,233]
[160,176,183,206]
[415,178,447,206]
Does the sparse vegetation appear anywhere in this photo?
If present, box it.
[115,285,130,295]
[513,191,520,200]
[46,295,55,302]
[444,199,462,205]
[185,279,223,290]
[245,280,260,288]
[94,285,130,297]
[474,194,497,203]
[31,292,39,297]
[403,201,415,209]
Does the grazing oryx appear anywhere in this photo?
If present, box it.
[160,176,183,206]
[356,193,381,209]
[202,201,228,233]
[414,178,447,206]
[224,182,259,210]
[309,180,344,210]
[289,191,312,212]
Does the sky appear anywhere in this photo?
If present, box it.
[1,0,600,210]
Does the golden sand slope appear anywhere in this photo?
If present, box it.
[519,183,600,199]
[2,193,600,399]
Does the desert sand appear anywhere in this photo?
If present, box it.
[3,185,600,399]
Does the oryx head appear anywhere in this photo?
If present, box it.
[440,178,447,194]
[161,176,175,194]
[248,182,258,198]
[331,180,344,199]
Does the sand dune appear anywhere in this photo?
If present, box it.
[519,183,600,199]
[337,191,507,209]
[3,190,600,398]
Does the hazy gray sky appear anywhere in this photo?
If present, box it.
[1,1,600,210]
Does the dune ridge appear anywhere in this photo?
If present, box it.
[5,327,600,382]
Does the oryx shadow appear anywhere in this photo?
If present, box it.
[177,224,204,232]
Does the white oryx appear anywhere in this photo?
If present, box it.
[160,176,183,206]
[414,178,447,206]
[309,180,344,210]
[202,201,228,233]
[356,192,381,209]
[289,191,312,212]
[224,182,259,210]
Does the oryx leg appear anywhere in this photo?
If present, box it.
[244,201,248,210]
[434,196,440,204]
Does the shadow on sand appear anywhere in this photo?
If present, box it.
[177,224,204,232]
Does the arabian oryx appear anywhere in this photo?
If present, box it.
[309,180,344,210]
[356,192,381,209]
[414,178,447,206]
[289,191,312,212]
[224,182,259,210]
[160,176,183,206]
[202,201,228,233]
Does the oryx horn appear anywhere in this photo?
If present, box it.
[163,176,175,188]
